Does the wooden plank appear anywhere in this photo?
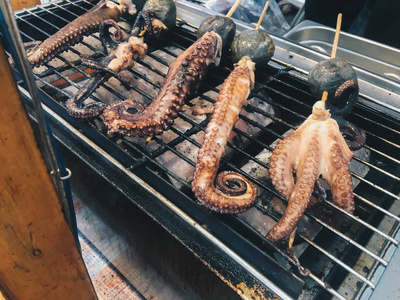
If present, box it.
[0,43,97,299]
[10,0,40,11]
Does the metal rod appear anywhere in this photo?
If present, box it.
[0,0,72,227]
[352,173,400,201]
[352,156,400,182]
[354,192,400,222]
[322,201,399,245]
[301,234,376,288]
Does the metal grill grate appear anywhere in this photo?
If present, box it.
[13,0,400,299]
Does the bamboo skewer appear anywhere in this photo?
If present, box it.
[331,13,342,59]
[321,91,328,102]
[225,0,243,18]
[255,1,270,31]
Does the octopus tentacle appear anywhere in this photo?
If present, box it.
[65,75,109,119]
[81,59,133,89]
[267,100,356,243]
[215,171,248,196]
[326,79,359,116]
[322,122,355,213]
[334,117,366,151]
[99,19,124,54]
[66,26,148,120]
[192,57,257,214]
[28,0,136,67]
[103,31,222,137]
[267,132,320,242]
[269,135,299,199]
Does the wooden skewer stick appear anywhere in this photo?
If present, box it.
[331,13,342,59]
[255,1,270,31]
[321,91,328,102]
[225,0,243,18]
[288,228,297,251]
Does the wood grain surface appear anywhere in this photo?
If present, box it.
[0,43,97,299]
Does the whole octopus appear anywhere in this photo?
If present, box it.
[267,99,355,243]
[27,0,137,67]
[65,0,175,119]
[66,19,148,119]
[103,31,222,137]
[192,56,257,214]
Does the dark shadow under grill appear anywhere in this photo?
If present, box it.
[12,0,400,298]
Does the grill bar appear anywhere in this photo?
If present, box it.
[322,200,398,245]
[300,235,376,289]
[352,174,400,200]
[228,213,350,300]
[12,0,400,298]
[354,192,400,222]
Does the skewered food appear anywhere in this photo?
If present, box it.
[197,0,242,50]
[197,15,236,50]
[267,98,355,243]
[103,31,222,137]
[230,30,274,67]
[27,0,136,67]
[192,56,257,213]
[230,1,274,67]
[308,58,358,116]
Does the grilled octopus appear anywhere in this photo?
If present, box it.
[267,99,355,243]
[27,0,136,67]
[192,56,257,214]
[66,20,148,119]
[103,31,222,137]
[65,0,176,119]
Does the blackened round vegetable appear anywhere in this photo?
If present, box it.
[143,0,176,30]
[197,15,236,50]
[308,58,358,116]
[230,30,274,67]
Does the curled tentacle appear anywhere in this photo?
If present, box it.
[65,75,109,119]
[28,0,136,67]
[103,31,222,137]
[99,19,124,54]
[334,117,367,151]
[216,171,249,196]
[326,79,359,116]
[102,99,150,135]
[192,57,257,214]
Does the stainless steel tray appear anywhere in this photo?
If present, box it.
[284,20,400,82]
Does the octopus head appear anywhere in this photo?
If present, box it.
[312,100,331,121]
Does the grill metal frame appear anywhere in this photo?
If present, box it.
[10,0,400,299]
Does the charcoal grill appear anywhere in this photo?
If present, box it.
[7,0,400,298]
